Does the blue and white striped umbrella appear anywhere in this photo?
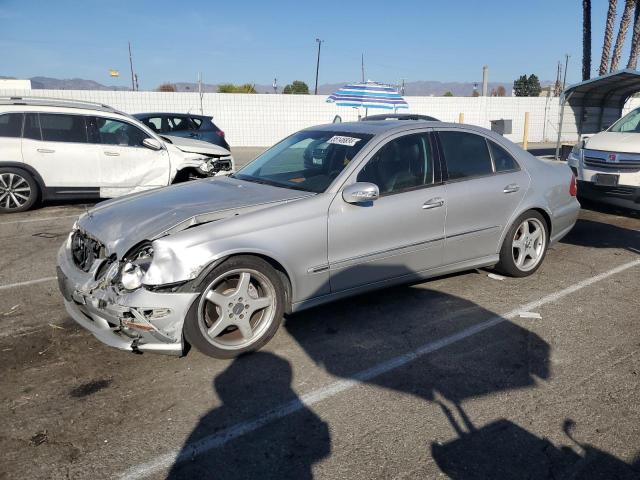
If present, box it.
[326,82,409,110]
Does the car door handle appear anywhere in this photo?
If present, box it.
[503,184,520,193]
[37,148,55,153]
[104,151,120,156]
[422,197,445,209]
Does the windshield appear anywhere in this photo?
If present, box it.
[234,130,373,193]
[609,108,640,132]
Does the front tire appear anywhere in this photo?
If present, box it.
[495,211,549,277]
[0,168,39,213]
[183,255,286,359]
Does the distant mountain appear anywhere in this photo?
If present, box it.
[0,76,130,91]
[2,76,552,97]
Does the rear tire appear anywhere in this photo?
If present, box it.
[495,210,549,277]
[0,168,39,213]
[183,255,286,359]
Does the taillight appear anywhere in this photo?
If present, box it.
[216,130,225,137]
[569,174,577,197]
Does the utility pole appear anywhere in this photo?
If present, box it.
[314,38,323,95]
[134,73,139,92]
[562,54,570,91]
[361,53,365,83]
[128,41,135,91]
[198,72,203,115]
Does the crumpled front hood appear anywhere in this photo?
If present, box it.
[77,176,312,257]
[585,131,640,153]
[164,135,231,156]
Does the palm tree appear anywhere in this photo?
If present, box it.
[599,0,618,76]
[583,0,592,80]
[611,0,635,72]
[628,0,640,68]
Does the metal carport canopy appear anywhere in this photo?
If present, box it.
[555,69,640,159]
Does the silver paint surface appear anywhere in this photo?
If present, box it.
[58,121,580,354]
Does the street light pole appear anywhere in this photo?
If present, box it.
[314,38,323,95]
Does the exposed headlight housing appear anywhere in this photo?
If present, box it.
[121,262,145,290]
[118,242,154,291]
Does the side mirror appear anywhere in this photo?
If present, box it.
[342,182,379,204]
[142,138,163,151]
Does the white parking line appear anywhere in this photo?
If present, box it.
[119,257,640,480]
[0,214,78,226]
[0,276,57,291]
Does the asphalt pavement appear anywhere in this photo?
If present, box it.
[0,183,639,479]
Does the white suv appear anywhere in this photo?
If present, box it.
[0,97,235,212]
[568,107,640,211]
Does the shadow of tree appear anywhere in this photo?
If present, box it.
[432,417,640,479]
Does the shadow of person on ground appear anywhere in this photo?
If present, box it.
[166,352,330,480]
[431,416,640,479]
[561,217,640,252]
[285,263,551,440]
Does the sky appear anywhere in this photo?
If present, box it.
[0,0,634,90]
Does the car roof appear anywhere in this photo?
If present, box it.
[0,96,125,115]
[304,120,471,136]
[133,112,208,118]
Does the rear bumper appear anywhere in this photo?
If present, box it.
[577,180,640,211]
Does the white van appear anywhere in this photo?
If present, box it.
[568,107,640,211]
[0,97,234,212]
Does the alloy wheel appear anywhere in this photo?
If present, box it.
[511,218,546,272]
[0,173,32,210]
[197,268,277,351]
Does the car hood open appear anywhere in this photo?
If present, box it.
[76,176,313,257]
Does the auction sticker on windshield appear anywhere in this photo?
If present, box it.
[327,135,362,147]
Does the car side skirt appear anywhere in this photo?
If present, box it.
[291,254,499,313]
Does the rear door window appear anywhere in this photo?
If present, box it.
[23,113,41,140]
[0,113,23,137]
[39,114,88,143]
[438,131,494,180]
[190,117,203,129]
[488,140,519,172]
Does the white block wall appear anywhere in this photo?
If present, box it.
[3,88,639,147]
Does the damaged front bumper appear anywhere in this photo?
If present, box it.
[57,242,198,355]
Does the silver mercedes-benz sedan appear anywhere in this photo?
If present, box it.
[57,121,580,358]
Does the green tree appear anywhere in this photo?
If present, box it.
[443,91,454,97]
[217,83,257,93]
[513,74,542,96]
[283,80,310,94]
[528,74,542,96]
